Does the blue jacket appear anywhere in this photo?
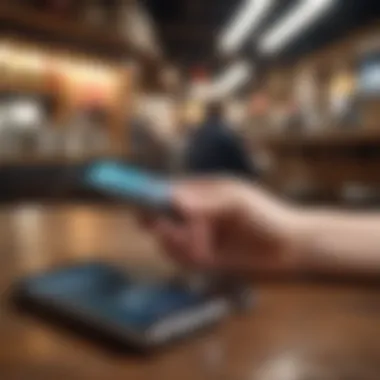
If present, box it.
[184,117,257,179]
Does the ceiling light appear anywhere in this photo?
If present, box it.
[220,0,275,54]
[212,62,253,98]
[259,0,337,55]
[189,63,253,100]
[121,3,162,57]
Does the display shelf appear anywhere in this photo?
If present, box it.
[0,4,129,58]
[259,128,380,148]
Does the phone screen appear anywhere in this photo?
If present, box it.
[80,284,207,329]
[22,264,208,331]
[83,161,172,208]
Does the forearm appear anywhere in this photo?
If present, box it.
[298,210,380,274]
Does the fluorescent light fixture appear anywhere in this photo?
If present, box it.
[220,0,275,54]
[189,62,253,100]
[212,62,253,98]
[121,2,162,57]
[259,0,337,55]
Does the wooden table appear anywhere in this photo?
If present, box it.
[1,205,380,380]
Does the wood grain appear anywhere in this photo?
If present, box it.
[1,205,380,379]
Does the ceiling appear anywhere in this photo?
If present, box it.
[141,0,380,74]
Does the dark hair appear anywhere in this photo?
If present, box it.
[206,102,223,119]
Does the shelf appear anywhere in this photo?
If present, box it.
[260,128,380,148]
[0,153,128,167]
[0,4,130,59]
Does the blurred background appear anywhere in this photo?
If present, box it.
[0,0,380,204]
[2,1,380,379]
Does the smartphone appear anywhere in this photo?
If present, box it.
[77,160,176,214]
[12,162,255,349]
[13,263,232,350]
[76,161,255,310]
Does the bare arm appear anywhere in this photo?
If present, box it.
[297,210,380,274]
[148,179,380,276]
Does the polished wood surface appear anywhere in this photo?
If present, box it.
[1,205,380,379]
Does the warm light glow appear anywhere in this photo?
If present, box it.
[188,62,253,100]
[0,41,47,74]
[121,3,162,57]
[212,62,253,98]
[220,0,275,54]
[8,101,42,129]
[259,0,337,55]
[189,82,213,101]
[64,63,116,85]
[0,40,118,85]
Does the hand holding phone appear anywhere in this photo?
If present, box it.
[80,160,254,309]
[81,161,178,216]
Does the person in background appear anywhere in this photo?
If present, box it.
[183,102,258,179]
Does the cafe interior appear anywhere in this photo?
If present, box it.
[2,0,380,379]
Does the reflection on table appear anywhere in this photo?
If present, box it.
[1,205,380,379]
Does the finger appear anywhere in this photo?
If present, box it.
[186,215,215,267]
[154,219,196,267]
[216,249,283,274]
[156,217,217,269]
[135,210,156,230]
[173,180,239,223]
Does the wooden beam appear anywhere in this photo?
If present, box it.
[0,4,128,52]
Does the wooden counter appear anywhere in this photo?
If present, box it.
[1,205,380,379]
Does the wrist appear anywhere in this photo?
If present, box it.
[284,208,318,273]
[289,209,337,274]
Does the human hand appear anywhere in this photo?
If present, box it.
[145,179,304,274]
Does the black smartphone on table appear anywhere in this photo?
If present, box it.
[13,262,233,350]
[11,160,255,350]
